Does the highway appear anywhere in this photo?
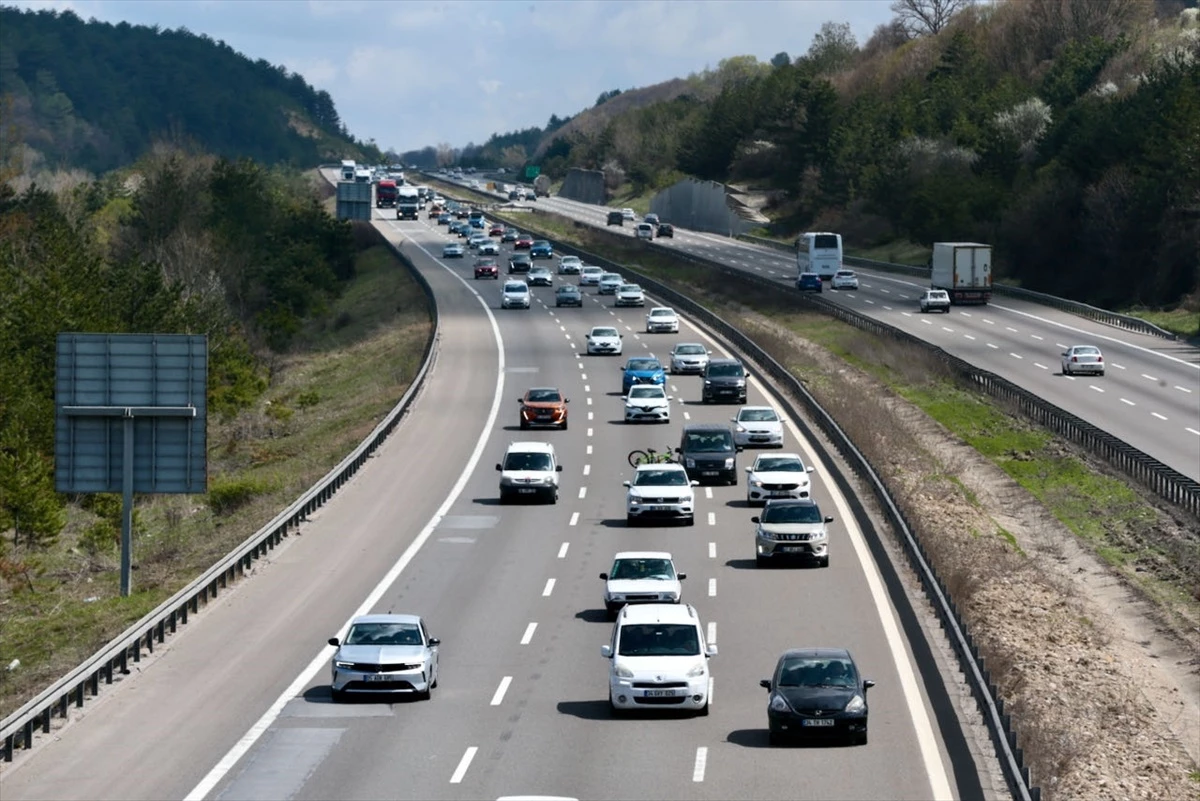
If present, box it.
[462,180,1200,481]
[0,196,990,800]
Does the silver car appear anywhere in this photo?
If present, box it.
[1061,345,1104,376]
[669,343,711,374]
[580,266,604,286]
[732,406,785,447]
[615,284,645,307]
[329,614,440,701]
[753,499,832,567]
[598,273,624,295]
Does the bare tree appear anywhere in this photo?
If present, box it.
[890,0,973,37]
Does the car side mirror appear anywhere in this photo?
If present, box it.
[825,516,834,523]
[565,398,571,403]
[705,644,718,658]
[736,446,744,453]
[864,679,876,691]
[556,465,563,472]
[678,573,687,581]
[760,679,772,690]
[516,398,523,403]
[668,396,675,401]
[622,481,631,488]
[601,644,613,658]
[328,637,340,647]
[428,638,441,646]
[751,516,761,523]
[690,480,699,487]
[806,466,815,473]
[729,418,736,423]
[599,573,609,580]
[495,463,502,471]
[619,334,624,338]
[744,466,752,473]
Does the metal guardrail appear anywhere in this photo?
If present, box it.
[476,209,1039,801]
[735,234,1179,340]
[1,226,440,762]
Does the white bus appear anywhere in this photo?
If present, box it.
[796,232,843,280]
[340,159,355,181]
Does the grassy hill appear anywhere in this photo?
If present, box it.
[0,5,379,174]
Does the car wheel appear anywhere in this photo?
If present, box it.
[605,603,620,618]
[519,420,528,430]
[697,702,709,717]
[626,515,639,527]
[856,729,868,746]
[330,687,346,703]
[820,555,830,568]
[499,491,510,505]
[416,687,431,701]
[685,515,695,527]
[768,731,783,747]
[1098,370,1105,377]
[610,694,626,718]
[756,554,766,568]
[562,419,568,430]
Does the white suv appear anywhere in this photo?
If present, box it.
[624,463,696,526]
[600,551,686,617]
[601,603,715,716]
[501,280,531,309]
[496,441,562,504]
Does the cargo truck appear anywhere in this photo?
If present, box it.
[396,186,421,220]
[533,174,551,197]
[341,159,356,181]
[376,179,399,208]
[931,242,992,304]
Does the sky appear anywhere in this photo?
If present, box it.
[14,0,898,155]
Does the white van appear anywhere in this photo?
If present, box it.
[635,223,655,240]
[601,603,715,716]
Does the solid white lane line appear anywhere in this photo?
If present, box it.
[583,464,591,475]
[543,578,556,597]
[708,542,716,559]
[449,747,477,784]
[520,623,537,645]
[578,487,587,499]
[708,578,716,597]
[490,677,512,706]
[558,542,570,558]
[707,621,716,644]
[185,231,510,801]
[692,747,708,782]
[1152,412,1168,421]
[707,512,716,526]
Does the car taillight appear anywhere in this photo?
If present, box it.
[1072,356,1078,362]
[1096,355,1102,361]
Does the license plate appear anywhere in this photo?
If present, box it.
[701,471,719,476]
[781,546,806,553]
[366,674,391,682]
[517,488,537,494]
[647,506,671,511]
[644,689,680,697]
[802,718,835,727]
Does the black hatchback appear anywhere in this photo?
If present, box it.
[508,254,532,274]
[760,648,874,746]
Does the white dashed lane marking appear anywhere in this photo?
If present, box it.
[693,747,708,782]
[709,542,716,559]
[520,623,537,645]
[542,578,556,597]
[449,747,477,784]
[708,578,717,597]
[490,677,512,706]
[558,542,570,558]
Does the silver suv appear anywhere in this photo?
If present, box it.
[752,499,833,567]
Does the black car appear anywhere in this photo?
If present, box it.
[606,210,624,226]
[508,254,533,274]
[678,423,741,485]
[555,285,583,307]
[701,359,748,404]
[657,224,674,238]
[760,648,874,745]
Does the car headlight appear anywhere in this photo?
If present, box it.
[614,663,635,679]
[334,660,355,669]
[811,529,828,541]
[769,693,790,712]
[751,479,764,488]
[723,458,735,468]
[686,662,707,678]
[704,380,711,386]
[735,380,746,387]
[845,694,865,713]
[735,425,746,433]
[628,496,641,506]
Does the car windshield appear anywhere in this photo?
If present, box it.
[619,285,641,293]
[633,468,688,486]
[344,622,423,646]
[684,432,732,453]
[503,452,553,471]
[532,241,549,247]
[626,359,660,372]
[601,274,621,283]
[1072,347,1100,356]
[592,328,618,338]
[738,409,778,422]
[629,386,665,399]
[531,267,550,274]
[610,558,676,580]
[837,271,855,278]
[618,623,699,657]
[504,284,527,293]
[651,310,673,317]
[583,268,602,275]
[562,257,580,264]
[526,389,562,402]
[707,363,744,378]
[558,287,578,295]
[762,504,823,524]
[674,345,705,355]
[755,457,804,472]
[777,657,855,688]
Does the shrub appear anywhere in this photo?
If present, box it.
[207,475,271,515]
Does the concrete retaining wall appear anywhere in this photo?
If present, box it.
[558,168,607,205]
[650,178,755,237]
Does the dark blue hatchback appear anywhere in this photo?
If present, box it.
[621,357,665,394]
[530,240,554,259]
[796,272,823,292]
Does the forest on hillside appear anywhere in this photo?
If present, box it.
[444,0,1200,310]
[0,6,380,173]
[0,151,361,549]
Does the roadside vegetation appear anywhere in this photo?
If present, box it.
[0,152,433,718]
[476,199,1200,799]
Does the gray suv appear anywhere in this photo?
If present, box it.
[678,423,742,486]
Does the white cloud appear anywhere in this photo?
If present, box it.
[479,79,503,95]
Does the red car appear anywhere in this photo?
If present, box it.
[514,234,534,249]
[474,259,499,279]
[489,224,504,237]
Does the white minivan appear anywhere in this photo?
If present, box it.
[635,223,655,240]
[601,603,715,716]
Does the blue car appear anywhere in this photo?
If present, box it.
[530,240,554,259]
[621,356,666,394]
[796,272,823,292]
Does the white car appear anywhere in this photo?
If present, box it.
[598,273,624,295]
[328,614,439,701]
[621,207,636,221]
[496,441,561,503]
[831,270,859,290]
[669,343,711,374]
[645,307,679,333]
[558,255,583,275]
[477,240,499,256]
[1061,345,1104,376]
[624,385,672,424]
[615,284,645,307]
[579,266,604,286]
[624,462,696,526]
[601,603,715,716]
[745,452,814,506]
[501,280,531,309]
[600,552,686,617]
[635,223,655,240]
[732,406,786,447]
[468,233,489,250]
[586,325,623,355]
[919,289,951,313]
